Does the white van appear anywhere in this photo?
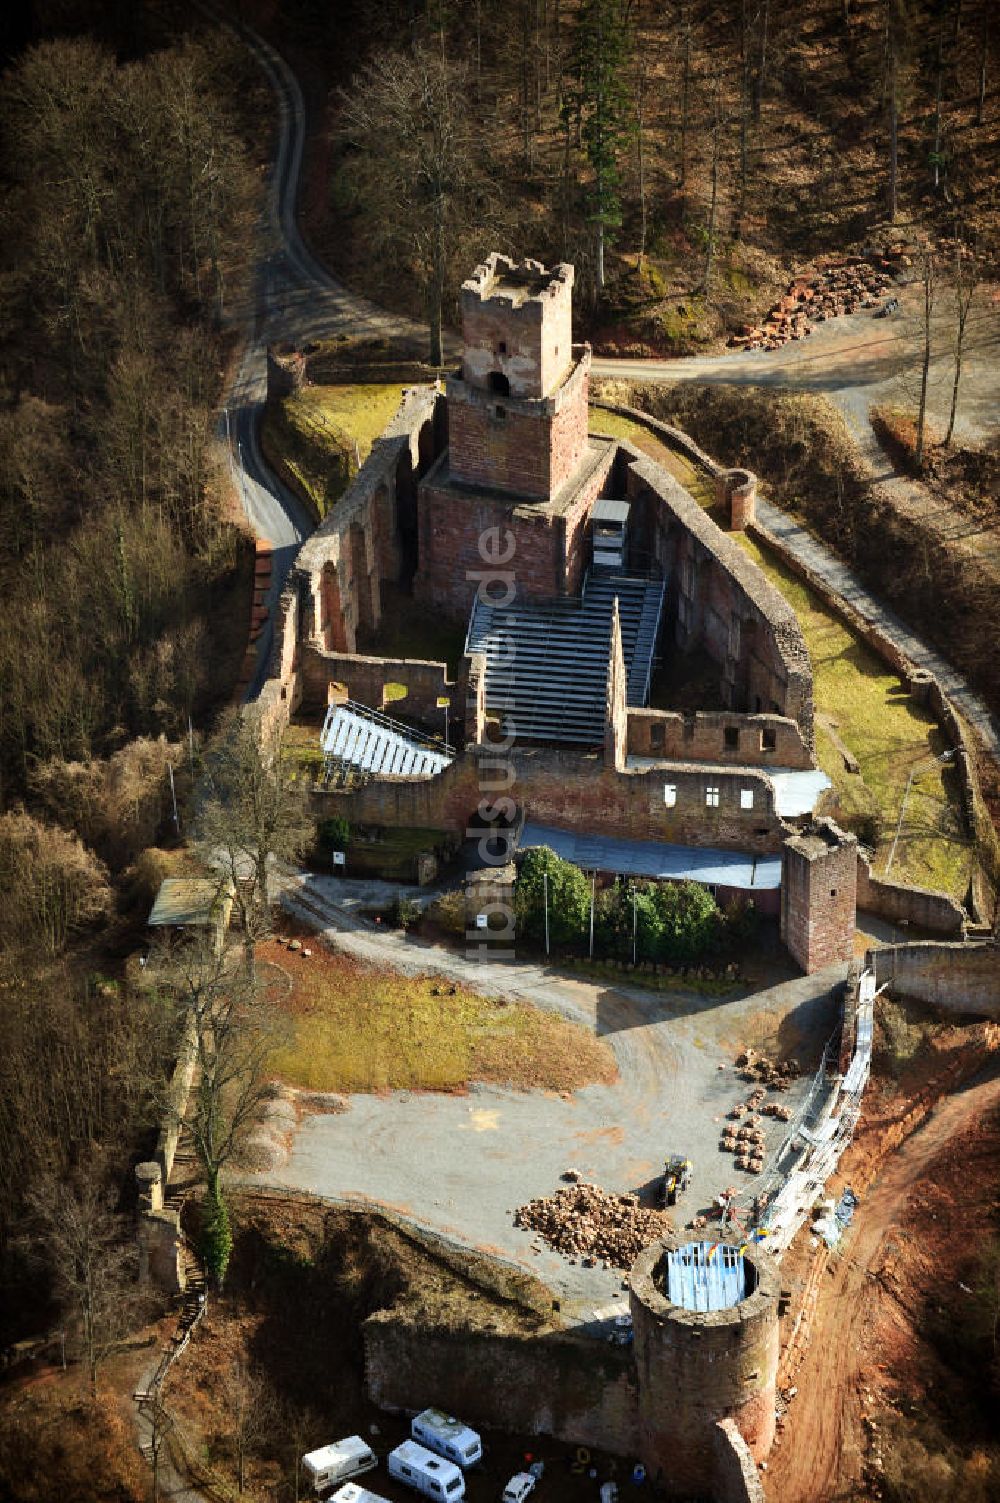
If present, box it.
[388,1440,466,1502]
[302,1437,378,1494]
[333,1485,392,1503]
[411,1409,483,1468]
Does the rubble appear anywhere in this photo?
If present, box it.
[514,1182,672,1269]
[726,252,907,353]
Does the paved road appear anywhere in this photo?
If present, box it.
[232,871,846,1319]
[211,10,433,696]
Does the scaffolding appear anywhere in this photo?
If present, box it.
[666,1241,748,1312]
[735,970,876,1257]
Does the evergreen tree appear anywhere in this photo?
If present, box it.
[565,0,631,291]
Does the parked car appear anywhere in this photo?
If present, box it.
[502,1473,537,1503]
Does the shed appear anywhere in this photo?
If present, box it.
[147,877,233,952]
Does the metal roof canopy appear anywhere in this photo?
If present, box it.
[148,878,229,928]
[519,821,782,890]
[666,1240,749,1312]
[591,498,631,524]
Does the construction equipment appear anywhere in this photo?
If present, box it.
[662,1155,693,1207]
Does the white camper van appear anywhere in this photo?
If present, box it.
[388,1440,466,1502]
[411,1409,483,1468]
[302,1436,378,1494]
[333,1484,392,1503]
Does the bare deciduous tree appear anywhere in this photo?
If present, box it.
[27,1173,141,1397]
[914,248,936,470]
[337,43,500,366]
[196,707,314,977]
[944,240,980,448]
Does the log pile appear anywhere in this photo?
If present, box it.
[514,1182,672,1269]
[727,252,907,352]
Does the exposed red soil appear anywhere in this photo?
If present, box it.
[766,1021,1000,1503]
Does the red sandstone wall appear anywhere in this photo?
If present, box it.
[416,442,614,613]
[447,357,590,501]
[315,748,787,855]
[627,710,812,768]
[298,645,458,726]
[781,823,858,973]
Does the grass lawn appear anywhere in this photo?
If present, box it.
[588,404,971,899]
[263,938,617,1095]
[262,382,406,518]
[293,383,406,459]
[735,532,971,899]
[589,408,718,510]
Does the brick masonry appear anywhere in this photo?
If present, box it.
[630,1238,780,1498]
[780,818,858,972]
[415,436,615,614]
[627,710,812,769]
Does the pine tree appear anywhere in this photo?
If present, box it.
[565,0,631,291]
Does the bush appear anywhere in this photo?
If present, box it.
[514,847,591,949]
[200,1188,233,1289]
[317,815,350,852]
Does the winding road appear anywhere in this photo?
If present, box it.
[212,11,430,695]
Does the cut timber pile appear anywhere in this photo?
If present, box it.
[514,1182,672,1269]
[727,250,908,352]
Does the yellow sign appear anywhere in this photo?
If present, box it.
[436,696,451,709]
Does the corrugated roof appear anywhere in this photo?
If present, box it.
[148,878,229,928]
[519,822,782,890]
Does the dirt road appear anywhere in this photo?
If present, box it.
[766,1063,1000,1503]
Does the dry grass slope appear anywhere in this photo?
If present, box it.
[263,939,617,1095]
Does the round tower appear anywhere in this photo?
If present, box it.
[629,1235,780,1497]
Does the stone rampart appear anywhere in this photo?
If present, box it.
[630,1238,780,1498]
[626,710,811,769]
[857,856,966,936]
[871,940,1000,1014]
[624,456,814,749]
[364,1315,639,1456]
[712,1420,767,1503]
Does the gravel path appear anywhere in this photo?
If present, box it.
[234,873,845,1320]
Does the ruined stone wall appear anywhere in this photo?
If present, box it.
[630,1240,780,1499]
[873,941,1000,1015]
[625,457,814,748]
[780,819,858,973]
[364,1315,639,1456]
[315,748,787,854]
[283,385,442,657]
[416,439,615,614]
[459,255,575,401]
[712,1420,767,1503]
[297,646,458,726]
[626,710,812,769]
[856,856,966,936]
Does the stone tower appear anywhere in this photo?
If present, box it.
[415,254,615,613]
[630,1235,780,1498]
[448,255,589,501]
[780,817,858,973]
